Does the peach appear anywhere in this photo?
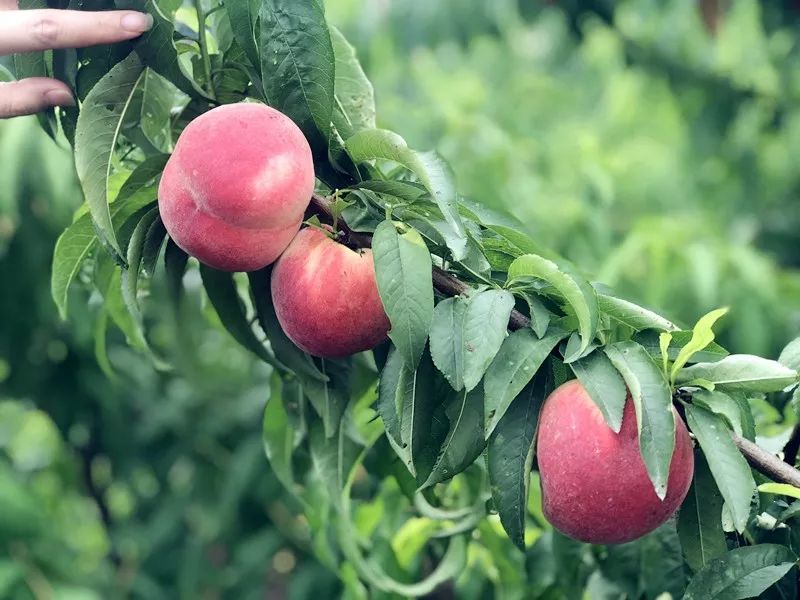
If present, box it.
[270,227,390,358]
[536,380,694,544]
[158,103,314,271]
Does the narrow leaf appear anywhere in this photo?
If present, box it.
[598,294,677,332]
[684,404,755,533]
[671,308,729,383]
[507,253,598,360]
[484,329,562,438]
[569,350,627,433]
[678,355,798,393]
[604,341,674,499]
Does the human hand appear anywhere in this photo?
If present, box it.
[0,1,153,118]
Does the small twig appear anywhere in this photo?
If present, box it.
[194,0,216,101]
[735,432,800,488]
[307,193,800,488]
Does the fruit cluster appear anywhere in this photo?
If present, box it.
[159,103,694,544]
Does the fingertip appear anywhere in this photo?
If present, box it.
[120,11,153,33]
[44,87,75,107]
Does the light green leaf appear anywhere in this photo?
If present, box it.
[330,25,375,137]
[684,404,755,533]
[51,215,96,320]
[758,483,800,499]
[570,350,627,433]
[659,332,672,375]
[74,51,145,261]
[345,129,467,258]
[634,329,729,364]
[677,355,798,393]
[429,290,515,392]
[598,294,677,332]
[683,544,796,600]
[507,254,598,360]
[603,341,674,499]
[484,329,562,438]
[671,308,729,384]
[372,221,433,369]
[779,337,800,372]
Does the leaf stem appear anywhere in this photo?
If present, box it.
[194,0,216,101]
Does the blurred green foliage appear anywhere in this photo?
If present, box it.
[1,0,800,597]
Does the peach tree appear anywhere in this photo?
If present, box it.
[22,0,800,596]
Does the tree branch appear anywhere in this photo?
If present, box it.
[307,192,800,488]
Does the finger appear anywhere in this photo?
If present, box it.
[0,0,17,11]
[0,10,153,54]
[0,78,74,118]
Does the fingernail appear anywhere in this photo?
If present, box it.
[45,89,75,107]
[121,12,153,33]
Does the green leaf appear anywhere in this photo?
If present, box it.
[483,329,562,438]
[429,290,515,392]
[51,215,96,319]
[507,254,598,361]
[569,349,627,433]
[330,25,375,137]
[376,348,439,477]
[309,416,363,505]
[421,386,485,488]
[487,369,551,550]
[303,357,351,438]
[263,373,298,493]
[692,390,748,437]
[677,451,728,572]
[119,0,209,99]
[74,51,145,261]
[485,225,556,261]
[683,544,796,600]
[520,292,552,339]
[634,329,730,364]
[603,341,674,499]
[225,0,260,74]
[684,404,755,533]
[259,0,335,156]
[597,294,676,332]
[120,206,160,349]
[199,266,277,366]
[247,269,327,382]
[139,68,177,152]
[345,129,468,258]
[779,337,800,372]
[678,355,798,392]
[671,308,729,384]
[372,221,434,369]
[140,215,167,277]
[758,483,800,499]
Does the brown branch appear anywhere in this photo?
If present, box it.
[307,193,800,488]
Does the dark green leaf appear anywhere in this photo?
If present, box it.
[683,545,796,600]
[259,0,335,155]
[487,369,551,550]
[483,329,562,438]
[121,206,160,349]
[199,266,277,366]
[303,357,352,438]
[677,450,728,572]
[263,373,299,493]
[140,215,167,277]
[225,0,260,73]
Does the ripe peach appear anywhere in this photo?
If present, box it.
[270,227,390,358]
[158,103,314,271]
[536,380,694,544]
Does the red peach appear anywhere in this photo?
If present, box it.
[270,227,390,358]
[158,103,314,271]
[536,380,694,544]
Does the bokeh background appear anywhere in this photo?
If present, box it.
[0,0,799,597]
